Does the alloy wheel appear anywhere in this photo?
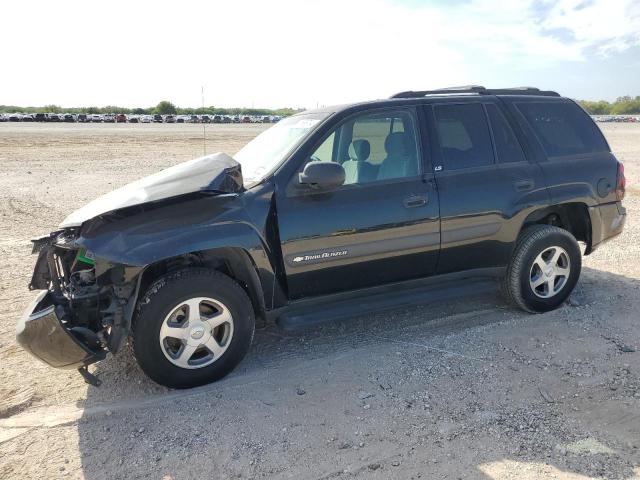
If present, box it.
[159,297,234,369]
[529,246,571,299]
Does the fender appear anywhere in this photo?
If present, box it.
[76,190,282,309]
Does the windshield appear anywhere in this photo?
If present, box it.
[235,112,329,185]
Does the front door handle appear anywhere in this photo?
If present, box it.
[403,195,428,208]
[514,179,534,192]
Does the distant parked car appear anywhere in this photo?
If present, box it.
[200,115,210,123]
[104,114,115,123]
[212,115,223,124]
[188,115,200,123]
[34,113,48,122]
[22,114,35,122]
[140,115,152,123]
[222,115,232,123]
[90,114,103,122]
[128,116,139,123]
[8,113,22,122]
[63,114,75,122]
[115,114,127,123]
[242,115,251,123]
[0,114,7,122]
[176,115,189,123]
[164,115,176,123]
[77,114,88,123]
[153,114,163,123]
[48,114,61,122]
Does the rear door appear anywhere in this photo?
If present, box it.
[425,99,549,274]
[505,99,618,205]
[274,107,440,299]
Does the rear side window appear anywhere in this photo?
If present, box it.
[516,101,608,157]
[485,104,526,163]
[434,103,494,170]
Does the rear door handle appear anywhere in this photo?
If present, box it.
[403,195,428,208]
[514,180,534,192]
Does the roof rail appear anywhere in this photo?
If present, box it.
[390,86,560,99]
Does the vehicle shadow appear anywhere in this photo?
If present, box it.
[76,266,640,479]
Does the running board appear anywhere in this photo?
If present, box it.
[275,269,503,330]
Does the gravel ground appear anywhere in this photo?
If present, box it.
[0,122,638,480]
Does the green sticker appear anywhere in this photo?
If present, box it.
[76,249,96,266]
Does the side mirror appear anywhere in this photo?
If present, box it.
[299,162,345,190]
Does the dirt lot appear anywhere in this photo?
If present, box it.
[0,122,639,480]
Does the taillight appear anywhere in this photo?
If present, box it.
[616,162,626,200]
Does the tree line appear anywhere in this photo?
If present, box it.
[577,96,640,115]
[2,97,640,116]
[0,100,302,117]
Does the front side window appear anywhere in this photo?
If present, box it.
[235,112,329,186]
[516,101,608,157]
[308,109,421,185]
[434,103,495,170]
[311,131,335,163]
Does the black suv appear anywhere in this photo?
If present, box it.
[17,86,626,388]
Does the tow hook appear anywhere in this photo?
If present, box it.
[78,366,102,387]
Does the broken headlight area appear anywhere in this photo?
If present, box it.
[19,229,142,385]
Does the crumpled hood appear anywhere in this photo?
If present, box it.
[60,153,243,228]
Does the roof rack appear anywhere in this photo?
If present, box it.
[390,86,561,99]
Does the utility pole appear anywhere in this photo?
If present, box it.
[202,86,206,156]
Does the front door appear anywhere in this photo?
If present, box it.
[275,107,440,299]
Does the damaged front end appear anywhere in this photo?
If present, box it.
[17,229,142,385]
[17,153,246,386]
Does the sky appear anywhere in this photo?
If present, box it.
[1,0,639,109]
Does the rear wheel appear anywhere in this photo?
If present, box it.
[503,225,581,313]
[132,268,255,388]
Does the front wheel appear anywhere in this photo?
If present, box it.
[502,225,582,313]
[132,268,255,388]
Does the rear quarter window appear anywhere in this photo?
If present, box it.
[516,101,609,157]
[485,104,526,163]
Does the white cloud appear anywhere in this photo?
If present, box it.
[537,0,640,55]
[0,0,638,108]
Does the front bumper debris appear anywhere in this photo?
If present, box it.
[16,290,105,370]
[17,229,144,386]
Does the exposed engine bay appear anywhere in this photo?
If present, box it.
[22,229,142,385]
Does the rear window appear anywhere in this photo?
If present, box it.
[516,101,608,157]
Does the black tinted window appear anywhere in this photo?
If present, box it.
[434,104,494,170]
[516,102,608,157]
[485,104,526,163]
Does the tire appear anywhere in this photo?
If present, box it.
[502,225,581,313]
[132,268,255,388]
